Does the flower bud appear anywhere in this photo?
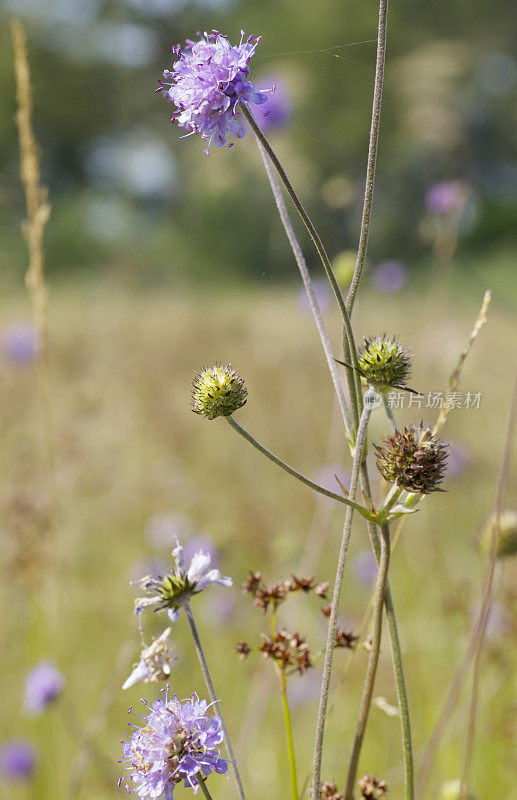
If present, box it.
[374,423,448,494]
[191,363,247,420]
[479,510,517,559]
[357,334,411,390]
[440,779,476,800]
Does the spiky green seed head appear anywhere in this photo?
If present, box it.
[374,422,448,494]
[479,509,517,559]
[357,334,411,389]
[440,779,476,800]
[191,363,247,420]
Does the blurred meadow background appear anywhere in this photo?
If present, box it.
[1,0,517,798]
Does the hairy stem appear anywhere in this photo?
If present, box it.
[346,0,389,314]
[311,405,372,800]
[242,104,362,411]
[278,670,299,800]
[225,416,369,515]
[183,602,246,800]
[255,141,353,440]
[344,525,390,800]
[383,395,398,431]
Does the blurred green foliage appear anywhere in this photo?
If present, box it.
[1,0,517,285]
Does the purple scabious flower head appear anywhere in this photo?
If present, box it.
[157,30,271,154]
[0,739,37,780]
[2,322,40,365]
[372,260,408,293]
[134,541,232,622]
[255,76,292,132]
[24,661,64,716]
[425,181,466,216]
[121,691,227,798]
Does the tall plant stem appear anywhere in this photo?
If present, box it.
[360,469,414,800]
[242,104,362,416]
[256,141,353,440]
[183,602,246,800]
[311,404,372,800]
[344,524,390,800]
[346,0,389,314]
[277,669,299,800]
[198,774,215,800]
[225,416,369,515]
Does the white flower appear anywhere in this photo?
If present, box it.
[123,628,174,690]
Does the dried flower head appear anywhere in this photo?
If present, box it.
[123,628,175,690]
[375,423,448,494]
[157,31,271,154]
[479,510,517,559]
[242,571,328,612]
[134,542,232,622]
[358,773,388,798]
[357,335,412,391]
[24,661,64,716]
[320,781,343,800]
[234,642,251,660]
[259,630,312,674]
[191,364,247,420]
[335,628,359,650]
[121,691,227,798]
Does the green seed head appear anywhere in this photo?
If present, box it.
[191,363,247,420]
[479,509,517,559]
[440,779,476,800]
[375,422,448,494]
[357,334,411,389]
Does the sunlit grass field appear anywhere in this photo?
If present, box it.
[1,280,516,800]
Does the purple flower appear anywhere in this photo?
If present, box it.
[0,739,36,780]
[157,30,271,154]
[255,76,292,132]
[372,260,408,293]
[121,691,227,798]
[24,661,64,716]
[446,441,470,478]
[298,280,331,315]
[2,323,40,365]
[352,551,378,585]
[425,181,466,216]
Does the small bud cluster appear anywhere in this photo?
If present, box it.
[375,422,448,494]
[357,334,411,390]
[320,782,343,800]
[242,570,329,613]
[191,364,247,420]
[259,630,312,674]
[321,606,359,649]
[358,773,388,799]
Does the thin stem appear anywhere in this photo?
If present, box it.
[360,468,414,800]
[346,0,389,314]
[344,525,390,800]
[383,395,398,431]
[242,104,363,408]
[278,669,299,800]
[197,774,215,800]
[256,141,353,440]
[311,404,372,800]
[183,601,246,800]
[225,416,369,516]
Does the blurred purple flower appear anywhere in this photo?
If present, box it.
[202,590,235,624]
[24,661,64,716]
[288,670,322,708]
[144,513,194,550]
[121,691,227,796]
[352,551,378,585]
[316,465,350,497]
[446,441,470,478]
[425,181,465,216]
[372,260,408,293]
[0,739,36,780]
[130,556,168,583]
[184,535,218,566]
[157,31,271,154]
[2,323,40,365]
[298,280,331,315]
[255,76,292,132]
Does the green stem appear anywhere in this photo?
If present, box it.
[344,525,390,800]
[225,416,371,517]
[383,394,398,431]
[198,774,215,800]
[311,404,372,800]
[241,104,362,400]
[346,0,389,315]
[183,601,246,800]
[278,669,299,800]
